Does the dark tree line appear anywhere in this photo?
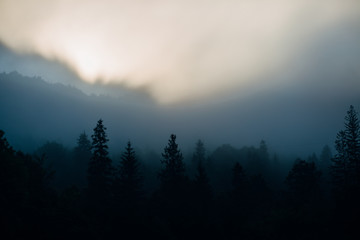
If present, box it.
[1,105,360,239]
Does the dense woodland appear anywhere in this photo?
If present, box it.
[1,105,360,239]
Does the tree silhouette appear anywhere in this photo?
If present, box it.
[331,106,360,193]
[158,134,186,193]
[156,134,190,237]
[115,141,143,205]
[87,119,113,201]
[344,105,360,186]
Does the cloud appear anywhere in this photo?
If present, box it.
[0,0,359,104]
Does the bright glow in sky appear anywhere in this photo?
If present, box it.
[0,0,359,104]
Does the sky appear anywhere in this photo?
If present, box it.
[0,0,360,157]
[0,0,359,104]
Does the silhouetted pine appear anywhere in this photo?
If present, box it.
[344,105,360,185]
[158,134,187,193]
[331,105,360,221]
[331,106,360,193]
[155,134,191,237]
[115,141,143,205]
[87,119,113,201]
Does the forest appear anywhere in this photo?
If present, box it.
[1,105,360,239]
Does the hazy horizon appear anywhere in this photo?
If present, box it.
[1,1,360,159]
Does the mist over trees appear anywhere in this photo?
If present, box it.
[1,71,358,156]
[1,104,360,239]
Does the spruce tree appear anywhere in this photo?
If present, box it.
[331,106,360,190]
[159,134,187,194]
[87,119,113,200]
[116,141,142,204]
[157,134,190,234]
[331,105,360,200]
[344,105,360,185]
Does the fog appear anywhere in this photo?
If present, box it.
[0,0,359,104]
[0,62,359,159]
[0,0,360,158]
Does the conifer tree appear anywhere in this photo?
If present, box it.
[344,105,360,185]
[331,105,360,192]
[116,141,143,203]
[87,119,113,199]
[159,134,186,193]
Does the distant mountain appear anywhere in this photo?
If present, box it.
[0,71,158,152]
[1,71,359,157]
